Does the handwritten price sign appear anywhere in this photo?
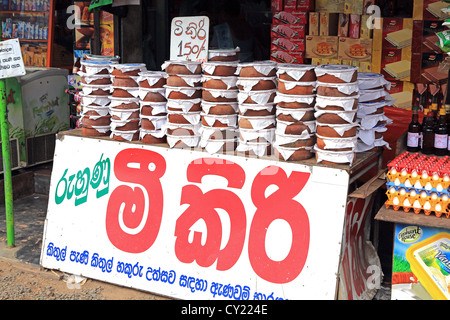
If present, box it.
[170,16,209,62]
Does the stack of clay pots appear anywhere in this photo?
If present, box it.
[138,71,168,144]
[236,60,278,157]
[161,60,203,149]
[109,63,147,142]
[79,59,116,137]
[200,58,240,154]
[356,72,392,152]
[314,65,360,166]
[273,64,317,161]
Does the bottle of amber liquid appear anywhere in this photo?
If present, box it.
[407,106,422,152]
[435,108,448,156]
[422,109,435,155]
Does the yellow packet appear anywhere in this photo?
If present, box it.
[406,233,450,300]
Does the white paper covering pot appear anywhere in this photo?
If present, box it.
[274,133,314,147]
[110,129,139,141]
[236,141,271,157]
[110,108,140,121]
[275,145,314,161]
[236,77,277,92]
[357,125,388,145]
[316,122,359,137]
[316,81,359,96]
[82,84,112,95]
[111,63,147,74]
[140,128,166,140]
[166,98,201,112]
[167,110,201,125]
[356,138,391,152]
[277,64,316,81]
[316,134,358,150]
[139,100,167,115]
[109,96,140,108]
[168,74,202,87]
[139,87,166,100]
[278,79,317,91]
[201,113,238,127]
[112,86,141,98]
[276,107,314,121]
[276,119,316,135]
[80,60,115,75]
[111,75,140,85]
[164,85,202,98]
[357,101,387,116]
[314,146,356,165]
[79,93,111,107]
[87,125,111,134]
[237,89,276,104]
[204,88,239,99]
[314,64,358,83]
[79,73,111,84]
[110,119,140,130]
[202,75,238,90]
[199,126,239,140]
[358,72,391,90]
[166,134,200,148]
[201,101,239,114]
[238,115,276,130]
[239,128,275,143]
[239,103,275,114]
[357,113,392,130]
[161,60,202,74]
[82,105,110,117]
[274,93,316,106]
[201,61,239,75]
[315,95,358,111]
[140,114,167,130]
[359,88,392,102]
[138,71,167,86]
[200,137,237,154]
[166,122,202,136]
[236,61,277,77]
[314,109,357,124]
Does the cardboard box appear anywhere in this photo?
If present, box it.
[315,0,345,12]
[344,0,363,15]
[360,15,373,39]
[338,14,349,37]
[381,18,414,49]
[283,0,297,11]
[423,0,450,21]
[338,37,373,62]
[272,11,308,25]
[271,50,304,64]
[309,11,320,35]
[272,24,305,39]
[297,0,315,10]
[412,20,446,55]
[380,48,412,81]
[320,12,339,36]
[411,52,447,84]
[388,80,415,109]
[271,0,284,11]
[272,37,306,52]
[348,14,360,39]
[305,35,339,59]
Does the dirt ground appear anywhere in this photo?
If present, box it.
[0,256,169,300]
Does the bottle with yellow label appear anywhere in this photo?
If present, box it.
[406,233,450,300]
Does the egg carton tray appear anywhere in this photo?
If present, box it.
[384,199,450,218]
[386,181,449,197]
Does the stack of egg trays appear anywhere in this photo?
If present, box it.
[385,152,450,217]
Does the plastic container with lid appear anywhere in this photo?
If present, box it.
[406,233,450,300]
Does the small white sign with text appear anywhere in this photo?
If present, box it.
[0,39,26,79]
[170,16,209,62]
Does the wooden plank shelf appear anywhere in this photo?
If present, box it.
[375,205,450,230]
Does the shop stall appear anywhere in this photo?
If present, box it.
[39,0,450,300]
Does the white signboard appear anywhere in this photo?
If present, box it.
[170,16,209,62]
[41,134,350,300]
[0,39,26,79]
